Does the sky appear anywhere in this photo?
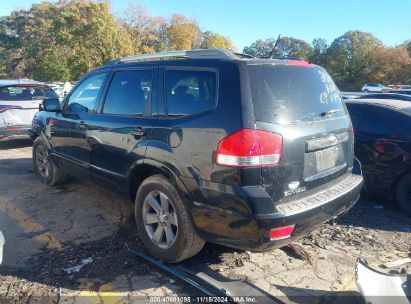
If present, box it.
[1,0,410,51]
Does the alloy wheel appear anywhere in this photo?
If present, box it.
[35,145,51,179]
[142,190,178,249]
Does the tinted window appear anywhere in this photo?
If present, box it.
[248,65,346,124]
[67,73,107,113]
[345,103,365,129]
[103,70,152,115]
[166,70,217,116]
[0,85,58,101]
[359,107,407,136]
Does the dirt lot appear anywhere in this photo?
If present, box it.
[0,139,410,303]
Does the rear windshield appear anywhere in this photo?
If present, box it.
[0,85,59,101]
[248,65,346,124]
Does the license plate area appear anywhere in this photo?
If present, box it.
[304,144,346,180]
[316,146,337,171]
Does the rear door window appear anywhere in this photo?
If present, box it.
[248,65,346,124]
[103,70,152,116]
[165,70,217,116]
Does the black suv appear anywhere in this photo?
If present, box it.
[30,49,363,262]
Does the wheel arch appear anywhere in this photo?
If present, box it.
[127,159,192,204]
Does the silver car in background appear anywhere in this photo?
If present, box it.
[0,80,59,141]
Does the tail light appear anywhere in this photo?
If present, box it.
[0,105,22,113]
[215,129,282,167]
[374,140,401,154]
[270,225,295,240]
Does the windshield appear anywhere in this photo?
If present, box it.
[0,85,59,101]
[248,64,346,124]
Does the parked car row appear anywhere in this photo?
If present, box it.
[361,82,411,95]
[361,83,391,93]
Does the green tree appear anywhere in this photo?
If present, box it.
[0,0,133,81]
[0,11,28,78]
[163,14,201,50]
[369,45,411,85]
[309,38,328,66]
[323,31,383,90]
[243,38,276,57]
[243,36,312,59]
[201,31,236,51]
[48,1,133,80]
[274,37,312,59]
[0,1,236,81]
[120,4,166,54]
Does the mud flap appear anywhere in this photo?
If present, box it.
[352,157,362,176]
[356,258,410,304]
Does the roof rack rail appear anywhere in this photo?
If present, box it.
[114,49,244,64]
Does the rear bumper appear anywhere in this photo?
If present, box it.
[191,171,363,251]
[0,126,31,141]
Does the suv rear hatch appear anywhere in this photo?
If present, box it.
[247,62,354,203]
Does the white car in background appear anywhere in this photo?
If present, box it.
[361,83,391,93]
[0,80,59,141]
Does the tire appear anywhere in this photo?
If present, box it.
[395,174,411,216]
[33,137,68,186]
[363,89,369,93]
[135,175,205,263]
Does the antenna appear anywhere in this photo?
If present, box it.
[267,34,281,59]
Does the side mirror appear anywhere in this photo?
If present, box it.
[40,98,61,112]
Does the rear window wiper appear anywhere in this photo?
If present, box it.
[320,108,341,117]
[292,108,342,123]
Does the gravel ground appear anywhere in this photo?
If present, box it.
[0,139,410,303]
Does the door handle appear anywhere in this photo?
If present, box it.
[130,127,145,137]
[78,121,87,129]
